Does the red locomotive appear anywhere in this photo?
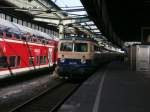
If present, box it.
[0,18,58,79]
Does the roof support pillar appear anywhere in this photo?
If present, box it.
[59,23,64,39]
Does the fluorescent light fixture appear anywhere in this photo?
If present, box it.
[90,26,97,29]
[92,29,100,32]
[86,21,94,25]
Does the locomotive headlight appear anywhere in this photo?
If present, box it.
[60,54,65,63]
[81,56,86,64]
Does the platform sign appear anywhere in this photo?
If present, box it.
[136,45,150,71]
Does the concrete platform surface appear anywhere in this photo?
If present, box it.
[58,61,150,112]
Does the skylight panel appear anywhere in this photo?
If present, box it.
[51,0,87,16]
[51,0,83,8]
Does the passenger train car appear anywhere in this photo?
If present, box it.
[0,18,58,79]
[57,37,118,79]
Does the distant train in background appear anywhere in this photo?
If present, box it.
[57,37,121,79]
[0,18,58,79]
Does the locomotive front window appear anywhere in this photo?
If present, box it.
[60,43,73,51]
[74,43,88,52]
[0,56,7,68]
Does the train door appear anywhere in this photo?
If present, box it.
[48,48,53,66]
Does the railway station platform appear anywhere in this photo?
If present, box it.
[58,61,150,112]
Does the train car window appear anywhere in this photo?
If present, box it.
[33,38,37,43]
[46,41,49,44]
[28,38,32,42]
[17,56,21,66]
[60,43,73,51]
[43,56,47,64]
[74,43,88,52]
[22,36,27,41]
[36,56,39,64]
[14,34,20,39]
[42,40,45,44]
[9,56,16,67]
[6,32,12,38]
[0,32,3,38]
[29,57,34,66]
[0,56,7,68]
[40,56,43,64]
[38,39,42,43]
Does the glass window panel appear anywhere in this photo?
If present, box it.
[60,43,73,51]
[29,57,34,66]
[6,15,11,21]
[0,32,3,38]
[23,21,27,26]
[36,56,39,64]
[40,56,43,64]
[17,56,21,66]
[18,19,22,25]
[13,17,17,23]
[0,56,7,68]
[6,32,12,38]
[0,13,5,19]
[43,56,47,64]
[28,22,31,28]
[32,24,35,29]
[9,56,16,67]
[74,43,88,52]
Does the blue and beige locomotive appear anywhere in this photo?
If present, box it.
[57,37,114,78]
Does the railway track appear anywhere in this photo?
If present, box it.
[8,81,80,112]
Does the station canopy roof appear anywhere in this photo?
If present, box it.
[4,0,102,37]
[51,0,102,35]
